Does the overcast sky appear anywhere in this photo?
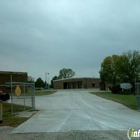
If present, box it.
[0,0,140,82]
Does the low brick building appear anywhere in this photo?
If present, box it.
[0,71,27,92]
[53,77,106,89]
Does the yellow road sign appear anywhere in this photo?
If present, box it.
[15,85,21,97]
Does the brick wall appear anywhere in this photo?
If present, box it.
[0,71,27,92]
[53,78,103,89]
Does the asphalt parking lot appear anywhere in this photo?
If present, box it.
[12,89,140,134]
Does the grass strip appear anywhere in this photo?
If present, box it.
[90,92,136,110]
[35,90,57,96]
[0,103,29,127]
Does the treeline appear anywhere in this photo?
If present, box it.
[99,50,140,88]
[28,68,76,88]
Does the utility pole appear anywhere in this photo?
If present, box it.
[45,72,49,86]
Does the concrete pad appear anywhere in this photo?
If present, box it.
[12,89,140,133]
[13,111,37,118]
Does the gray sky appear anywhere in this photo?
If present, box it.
[0,0,140,82]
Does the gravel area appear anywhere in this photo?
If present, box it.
[0,126,128,140]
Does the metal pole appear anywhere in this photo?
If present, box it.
[10,75,13,115]
[32,83,35,110]
[48,74,49,87]
[23,83,25,111]
[46,73,48,86]
[0,100,3,123]
[31,84,33,109]
[45,72,47,86]
[45,72,49,86]
[48,73,49,86]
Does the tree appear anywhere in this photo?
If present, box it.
[50,76,58,88]
[58,68,76,79]
[99,50,140,86]
[28,76,35,83]
[117,50,140,84]
[99,55,121,85]
[35,77,45,88]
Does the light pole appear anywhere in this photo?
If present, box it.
[45,72,49,86]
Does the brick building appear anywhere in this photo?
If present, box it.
[0,71,27,92]
[53,77,106,89]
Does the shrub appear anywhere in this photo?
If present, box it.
[111,84,121,94]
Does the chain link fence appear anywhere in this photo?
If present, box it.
[0,75,35,115]
[9,82,35,115]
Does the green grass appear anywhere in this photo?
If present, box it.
[35,90,57,96]
[0,103,29,127]
[90,92,137,110]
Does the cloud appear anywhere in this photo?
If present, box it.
[0,0,140,81]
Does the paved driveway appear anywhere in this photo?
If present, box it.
[12,89,140,133]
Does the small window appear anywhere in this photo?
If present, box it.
[92,83,95,87]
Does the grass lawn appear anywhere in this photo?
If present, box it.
[35,90,57,96]
[0,103,29,127]
[90,91,137,110]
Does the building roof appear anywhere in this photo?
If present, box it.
[53,77,100,82]
[0,71,27,74]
